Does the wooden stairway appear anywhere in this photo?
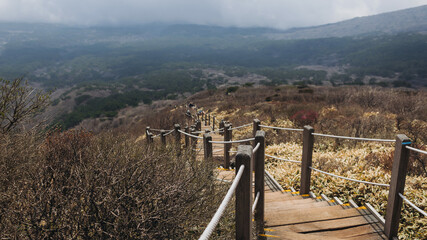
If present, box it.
[201,120,388,240]
[262,190,387,239]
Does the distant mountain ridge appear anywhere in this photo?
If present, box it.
[271,4,427,39]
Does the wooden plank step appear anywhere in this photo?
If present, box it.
[269,215,379,233]
[262,230,385,240]
[261,230,345,240]
[265,205,362,227]
[265,195,315,204]
[305,225,384,238]
[265,191,297,199]
[266,198,319,206]
[266,201,331,211]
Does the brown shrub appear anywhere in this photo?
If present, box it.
[0,131,233,239]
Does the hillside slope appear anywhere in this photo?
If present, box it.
[271,4,427,39]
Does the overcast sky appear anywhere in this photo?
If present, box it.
[0,0,425,29]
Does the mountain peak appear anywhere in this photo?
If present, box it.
[272,4,427,39]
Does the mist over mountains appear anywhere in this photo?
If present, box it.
[0,5,426,86]
[0,5,426,129]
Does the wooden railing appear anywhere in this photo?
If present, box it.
[145,112,426,239]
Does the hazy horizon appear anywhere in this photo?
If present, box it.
[0,1,425,30]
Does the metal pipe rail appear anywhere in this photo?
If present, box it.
[198,165,245,240]
[398,193,427,217]
[265,154,302,164]
[309,167,390,187]
[230,123,252,131]
[252,192,260,214]
[253,142,260,153]
[163,130,175,136]
[259,124,304,132]
[406,146,427,155]
[210,128,224,134]
[209,138,255,144]
[191,130,205,134]
[178,130,204,139]
[149,128,173,132]
[312,133,395,142]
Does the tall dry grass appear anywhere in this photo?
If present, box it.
[0,129,234,239]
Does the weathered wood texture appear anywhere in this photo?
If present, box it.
[300,125,314,194]
[235,145,253,240]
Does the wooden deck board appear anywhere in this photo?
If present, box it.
[266,205,363,227]
[269,215,379,233]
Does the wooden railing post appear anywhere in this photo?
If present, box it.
[236,145,253,240]
[174,124,181,148]
[203,133,213,161]
[212,116,216,131]
[254,130,265,236]
[384,134,412,239]
[204,114,207,126]
[184,126,189,148]
[208,114,211,126]
[190,125,198,147]
[224,123,231,169]
[160,130,166,146]
[147,133,153,145]
[219,120,225,136]
[146,126,150,141]
[253,119,261,147]
[300,125,314,195]
[196,120,202,132]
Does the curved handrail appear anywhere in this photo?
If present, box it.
[163,130,175,136]
[399,193,427,217]
[253,142,260,154]
[259,124,303,132]
[265,154,302,164]
[149,128,173,132]
[252,191,260,214]
[309,167,390,187]
[230,123,252,131]
[312,133,395,142]
[406,146,427,155]
[198,165,245,240]
[209,138,255,144]
[178,130,204,139]
[210,128,224,134]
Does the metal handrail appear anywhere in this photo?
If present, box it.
[309,167,390,187]
[399,193,427,217]
[178,130,204,139]
[259,124,303,132]
[265,154,302,164]
[252,192,260,214]
[406,146,427,155]
[253,142,260,153]
[209,138,255,144]
[198,165,245,240]
[230,123,252,131]
[312,133,395,142]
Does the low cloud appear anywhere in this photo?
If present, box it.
[0,0,425,29]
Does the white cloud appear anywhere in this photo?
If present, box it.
[0,0,425,28]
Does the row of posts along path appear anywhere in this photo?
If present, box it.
[195,118,388,240]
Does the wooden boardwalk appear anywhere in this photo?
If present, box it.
[201,123,388,240]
